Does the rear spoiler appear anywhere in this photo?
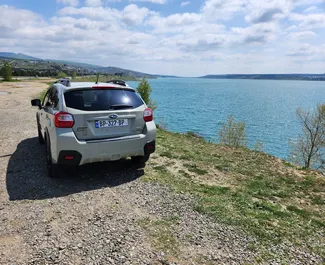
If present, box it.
[106,80,129,87]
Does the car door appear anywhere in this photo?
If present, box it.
[40,87,57,135]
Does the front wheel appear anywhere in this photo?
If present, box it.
[131,154,150,164]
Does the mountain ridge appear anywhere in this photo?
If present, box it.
[0,52,177,78]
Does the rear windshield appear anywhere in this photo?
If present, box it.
[64,89,144,111]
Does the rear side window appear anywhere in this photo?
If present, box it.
[64,89,144,111]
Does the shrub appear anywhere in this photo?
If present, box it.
[1,62,12,81]
[56,71,68,79]
[71,71,77,79]
[136,78,157,110]
[218,115,247,148]
[290,105,325,169]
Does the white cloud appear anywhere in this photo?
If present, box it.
[121,4,151,26]
[244,0,292,24]
[289,13,325,29]
[148,12,201,29]
[56,0,79,6]
[129,0,167,4]
[286,43,323,57]
[85,0,103,7]
[201,0,245,21]
[292,0,325,6]
[288,30,316,39]
[59,6,119,20]
[231,23,278,45]
[303,6,320,12]
[181,1,190,7]
[0,0,324,76]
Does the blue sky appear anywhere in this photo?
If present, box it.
[0,0,324,76]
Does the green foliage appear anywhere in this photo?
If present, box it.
[218,115,247,148]
[186,131,204,139]
[136,78,157,110]
[183,163,208,175]
[1,62,12,81]
[56,71,68,78]
[71,71,77,79]
[39,88,49,102]
[144,128,325,261]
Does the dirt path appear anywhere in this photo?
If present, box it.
[0,81,259,264]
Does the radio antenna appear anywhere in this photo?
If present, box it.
[96,73,99,84]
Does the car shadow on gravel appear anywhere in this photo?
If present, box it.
[6,137,145,201]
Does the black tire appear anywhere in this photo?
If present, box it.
[131,153,150,164]
[38,127,45,145]
[45,135,60,178]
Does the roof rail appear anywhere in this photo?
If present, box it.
[106,79,128,87]
[54,78,71,87]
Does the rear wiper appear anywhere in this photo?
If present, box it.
[109,104,133,110]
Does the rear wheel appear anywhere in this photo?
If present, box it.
[131,153,150,164]
[45,136,60,178]
[36,115,45,145]
[38,127,45,145]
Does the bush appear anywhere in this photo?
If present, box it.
[290,105,325,169]
[186,131,204,139]
[1,62,12,81]
[136,78,156,110]
[56,71,68,79]
[218,115,247,148]
[71,72,77,79]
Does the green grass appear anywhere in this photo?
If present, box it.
[137,216,180,254]
[183,163,208,175]
[143,128,325,260]
[39,89,47,101]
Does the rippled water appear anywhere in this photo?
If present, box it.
[129,78,325,159]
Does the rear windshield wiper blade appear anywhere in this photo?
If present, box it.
[109,104,133,110]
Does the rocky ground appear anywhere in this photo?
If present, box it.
[0,81,323,265]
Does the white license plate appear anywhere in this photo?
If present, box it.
[95,119,128,128]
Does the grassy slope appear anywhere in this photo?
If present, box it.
[143,129,325,262]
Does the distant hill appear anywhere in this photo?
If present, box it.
[200,74,325,81]
[0,52,40,60]
[0,52,170,78]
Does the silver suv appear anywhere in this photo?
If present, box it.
[31,79,156,178]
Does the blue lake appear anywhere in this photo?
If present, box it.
[128,78,325,159]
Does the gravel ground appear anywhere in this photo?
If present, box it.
[0,81,321,265]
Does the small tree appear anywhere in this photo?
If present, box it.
[71,71,77,79]
[1,62,12,81]
[56,71,67,79]
[136,78,156,110]
[290,105,325,169]
[218,115,247,148]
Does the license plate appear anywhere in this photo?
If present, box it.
[95,119,128,128]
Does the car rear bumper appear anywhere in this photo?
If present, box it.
[51,124,156,166]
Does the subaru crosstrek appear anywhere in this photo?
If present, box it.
[31,79,156,178]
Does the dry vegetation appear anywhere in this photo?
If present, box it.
[145,128,325,261]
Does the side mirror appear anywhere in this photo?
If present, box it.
[31,99,41,108]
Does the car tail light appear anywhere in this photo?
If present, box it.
[55,112,74,128]
[144,108,153,122]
